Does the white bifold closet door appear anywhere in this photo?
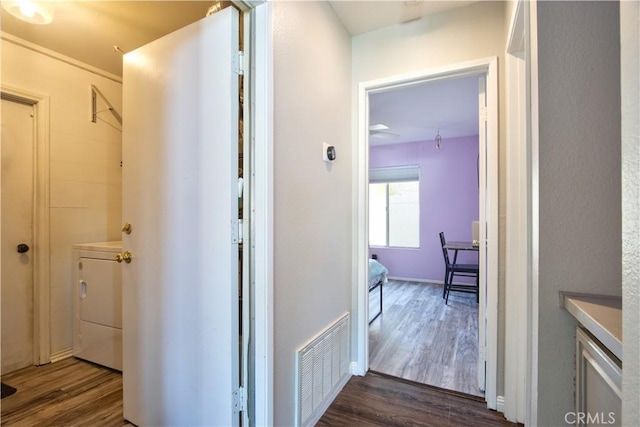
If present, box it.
[121,7,240,426]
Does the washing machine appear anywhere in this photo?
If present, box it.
[73,241,122,371]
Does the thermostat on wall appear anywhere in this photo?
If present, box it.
[323,142,336,163]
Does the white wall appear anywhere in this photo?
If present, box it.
[1,38,122,356]
[534,1,621,424]
[272,2,352,425]
[621,1,640,424]
[351,0,507,393]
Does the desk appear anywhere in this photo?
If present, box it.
[443,241,479,265]
[443,241,479,252]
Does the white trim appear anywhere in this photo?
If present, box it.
[354,57,500,408]
[496,395,506,414]
[1,33,122,83]
[484,57,499,411]
[529,1,541,425]
[251,2,274,426]
[504,0,530,423]
[478,73,487,393]
[1,85,51,366]
[507,1,526,58]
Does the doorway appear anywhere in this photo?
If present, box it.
[1,97,35,375]
[0,88,50,372]
[366,75,482,396]
[355,57,499,408]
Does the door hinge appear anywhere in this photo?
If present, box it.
[238,219,243,244]
[231,219,243,244]
[233,51,245,75]
[233,386,245,413]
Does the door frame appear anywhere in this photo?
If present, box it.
[1,85,51,366]
[503,0,531,423]
[353,57,499,409]
[245,1,274,425]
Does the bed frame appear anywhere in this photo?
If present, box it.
[369,279,383,324]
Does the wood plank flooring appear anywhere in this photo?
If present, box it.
[317,371,517,427]
[1,357,131,426]
[369,280,482,396]
[2,354,508,427]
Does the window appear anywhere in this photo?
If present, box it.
[369,166,420,248]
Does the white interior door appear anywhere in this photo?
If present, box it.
[477,76,488,391]
[122,8,240,426]
[1,97,35,375]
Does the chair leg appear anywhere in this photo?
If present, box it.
[445,273,451,305]
[442,269,449,299]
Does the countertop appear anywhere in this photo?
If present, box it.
[560,291,622,361]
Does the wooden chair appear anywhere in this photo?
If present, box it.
[439,232,479,304]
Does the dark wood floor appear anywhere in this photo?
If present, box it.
[369,280,482,396]
[318,371,516,427]
[1,357,131,426]
[2,356,514,427]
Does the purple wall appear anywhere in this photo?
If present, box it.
[369,136,479,282]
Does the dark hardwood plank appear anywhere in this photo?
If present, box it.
[1,357,131,426]
[2,352,513,427]
[369,280,482,396]
[317,372,517,427]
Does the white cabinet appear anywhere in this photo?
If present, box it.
[575,327,622,426]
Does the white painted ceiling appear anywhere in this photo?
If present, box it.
[329,0,475,36]
[0,1,213,76]
[0,0,480,146]
[369,76,480,146]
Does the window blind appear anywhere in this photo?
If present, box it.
[369,165,419,183]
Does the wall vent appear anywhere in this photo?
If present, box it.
[296,313,350,426]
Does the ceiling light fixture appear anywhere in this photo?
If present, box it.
[369,123,389,131]
[435,129,442,149]
[2,0,53,25]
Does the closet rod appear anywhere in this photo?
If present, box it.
[91,84,122,125]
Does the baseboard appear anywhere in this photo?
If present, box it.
[50,347,74,363]
[496,395,505,413]
[387,276,473,287]
[387,276,434,283]
[349,361,362,376]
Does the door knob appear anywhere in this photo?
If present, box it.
[116,251,133,264]
[121,222,132,234]
[16,243,30,253]
[121,251,133,263]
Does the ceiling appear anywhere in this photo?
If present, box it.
[0,1,213,76]
[369,76,479,146]
[1,0,480,145]
[330,0,475,36]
